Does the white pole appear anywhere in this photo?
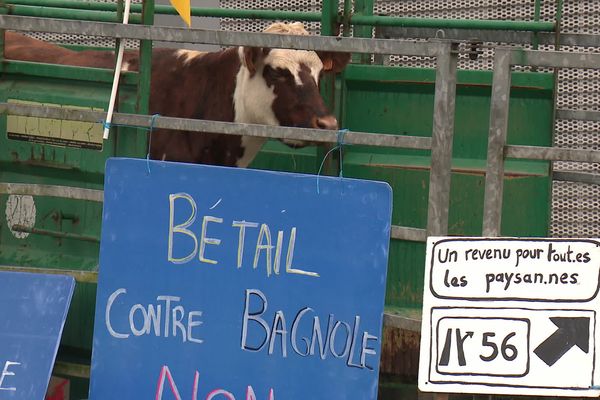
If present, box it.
[103,0,132,140]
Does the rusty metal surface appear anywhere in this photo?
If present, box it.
[380,325,421,380]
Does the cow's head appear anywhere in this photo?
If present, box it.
[233,22,350,146]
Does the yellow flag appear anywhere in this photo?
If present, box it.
[170,0,191,27]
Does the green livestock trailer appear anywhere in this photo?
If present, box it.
[2,0,587,398]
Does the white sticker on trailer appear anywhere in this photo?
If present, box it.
[418,237,600,397]
[5,195,36,239]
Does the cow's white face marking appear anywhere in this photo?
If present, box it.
[233,47,324,126]
[233,47,279,126]
[264,48,323,86]
[233,46,325,164]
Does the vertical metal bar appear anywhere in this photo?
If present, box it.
[482,48,512,237]
[554,0,563,50]
[532,0,541,50]
[0,0,6,72]
[426,41,458,236]
[342,0,351,37]
[318,0,339,175]
[553,0,564,134]
[319,0,339,109]
[0,27,4,70]
[354,0,374,64]
[127,0,154,157]
[115,0,124,60]
[320,0,337,36]
[137,0,153,116]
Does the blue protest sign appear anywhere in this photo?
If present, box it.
[90,158,392,399]
[0,271,75,400]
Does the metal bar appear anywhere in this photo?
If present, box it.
[0,0,4,65]
[6,0,323,22]
[11,224,100,242]
[390,225,427,242]
[0,265,98,283]
[0,102,433,150]
[319,0,337,36]
[553,171,600,185]
[427,42,458,236]
[3,60,138,84]
[505,145,600,163]
[555,0,564,50]
[0,184,426,244]
[482,48,512,237]
[0,182,103,201]
[551,33,600,48]
[8,0,119,10]
[512,49,600,69]
[354,0,374,64]
[378,27,539,44]
[0,15,440,56]
[377,27,600,48]
[383,310,422,332]
[350,14,555,32]
[136,0,153,115]
[317,0,339,176]
[341,0,351,37]
[556,109,600,122]
[5,4,142,23]
[132,5,324,22]
[532,0,541,50]
[53,361,91,379]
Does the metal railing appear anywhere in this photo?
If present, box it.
[483,48,600,237]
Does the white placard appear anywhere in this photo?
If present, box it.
[419,237,600,397]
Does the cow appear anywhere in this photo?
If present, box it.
[5,23,350,167]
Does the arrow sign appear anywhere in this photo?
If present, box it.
[534,317,590,367]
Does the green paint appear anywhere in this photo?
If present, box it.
[350,15,555,31]
[7,0,322,22]
[6,4,143,23]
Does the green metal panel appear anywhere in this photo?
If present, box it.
[345,156,550,309]
[342,65,554,155]
[0,68,145,352]
[341,65,553,309]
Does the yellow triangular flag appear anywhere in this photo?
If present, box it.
[170,0,191,27]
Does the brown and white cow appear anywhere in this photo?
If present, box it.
[5,23,349,167]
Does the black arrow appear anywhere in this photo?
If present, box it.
[534,317,590,367]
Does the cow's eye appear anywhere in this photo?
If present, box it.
[266,67,289,82]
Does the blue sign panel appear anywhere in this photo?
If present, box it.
[90,158,392,399]
[0,271,75,400]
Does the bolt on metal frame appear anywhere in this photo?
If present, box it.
[483,47,600,237]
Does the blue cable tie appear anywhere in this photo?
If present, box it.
[337,128,348,178]
[146,114,161,174]
[316,128,349,194]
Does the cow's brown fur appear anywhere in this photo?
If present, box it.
[148,48,243,165]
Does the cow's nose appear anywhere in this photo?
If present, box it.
[313,115,338,130]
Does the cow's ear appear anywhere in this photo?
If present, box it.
[318,51,351,73]
[242,47,270,77]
